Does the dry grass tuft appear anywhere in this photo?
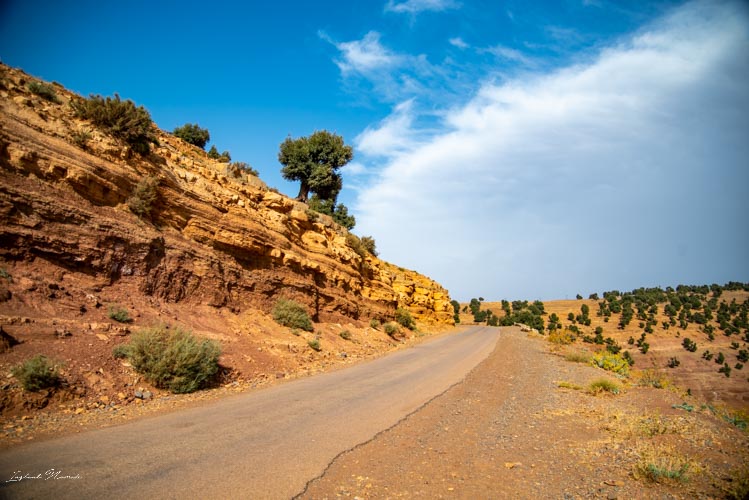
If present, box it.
[587,378,621,395]
[633,443,695,484]
[634,369,672,389]
[557,380,584,391]
[564,351,591,363]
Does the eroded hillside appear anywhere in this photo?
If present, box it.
[0,64,453,418]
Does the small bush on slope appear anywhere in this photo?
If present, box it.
[12,355,61,391]
[118,325,220,393]
[71,93,157,154]
[273,298,314,332]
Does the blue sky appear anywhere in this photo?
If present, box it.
[1,0,747,301]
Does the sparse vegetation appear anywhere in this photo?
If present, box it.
[173,123,210,149]
[70,128,92,150]
[0,268,12,282]
[548,329,576,345]
[347,234,378,260]
[564,351,591,363]
[112,344,130,359]
[227,161,259,177]
[70,93,157,154]
[117,325,221,393]
[127,175,159,218]
[634,445,692,484]
[557,380,583,390]
[272,298,313,332]
[637,369,670,389]
[725,467,749,500]
[108,304,132,323]
[307,338,321,351]
[360,236,378,257]
[307,196,356,230]
[395,308,415,330]
[12,355,61,391]
[27,81,60,103]
[369,318,380,329]
[384,322,399,337]
[591,351,630,376]
[207,145,231,162]
[587,378,621,395]
[339,330,352,341]
[682,337,697,352]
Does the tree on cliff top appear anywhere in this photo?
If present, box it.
[173,123,210,149]
[278,130,353,203]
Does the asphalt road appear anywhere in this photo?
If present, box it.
[0,326,499,499]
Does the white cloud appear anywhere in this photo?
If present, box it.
[322,31,445,103]
[449,37,469,49]
[385,0,460,14]
[328,31,402,75]
[341,161,369,176]
[483,45,536,66]
[356,100,420,158]
[354,0,749,300]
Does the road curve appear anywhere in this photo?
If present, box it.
[0,326,499,499]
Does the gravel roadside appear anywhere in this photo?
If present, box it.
[300,326,749,499]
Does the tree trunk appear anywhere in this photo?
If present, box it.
[296,181,309,202]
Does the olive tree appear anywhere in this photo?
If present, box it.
[278,130,353,203]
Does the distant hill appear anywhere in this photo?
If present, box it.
[462,283,749,409]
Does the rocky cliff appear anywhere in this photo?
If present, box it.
[0,64,453,328]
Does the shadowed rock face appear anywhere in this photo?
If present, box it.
[0,64,454,326]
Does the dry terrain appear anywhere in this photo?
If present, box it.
[303,327,749,499]
[1,63,748,499]
[0,62,453,431]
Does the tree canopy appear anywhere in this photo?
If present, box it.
[173,123,210,149]
[278,130,353,203]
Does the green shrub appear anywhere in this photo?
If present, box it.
[173,123,210,149]
[70,129,92,149]
[71,93,157,154]
[122,325,220,393]
[108,305,132,323]
[112,344,130,359]
[12,355,61,391]
[369,318,380,329]
[384,322,399,337]
[127,176,159,218]
[207,145,231,162]
[588,378,621,395]
[27,81,60,103]
[591,351,630,376]
[346,234,368,259]
[360,236,378,256]
[682,337,697,352]
[339,330,352,341]
[307,338,321,351]
[0,268,12,282]
[395,308,415,330]
[228,161,258,177]
[272,298,313,332]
